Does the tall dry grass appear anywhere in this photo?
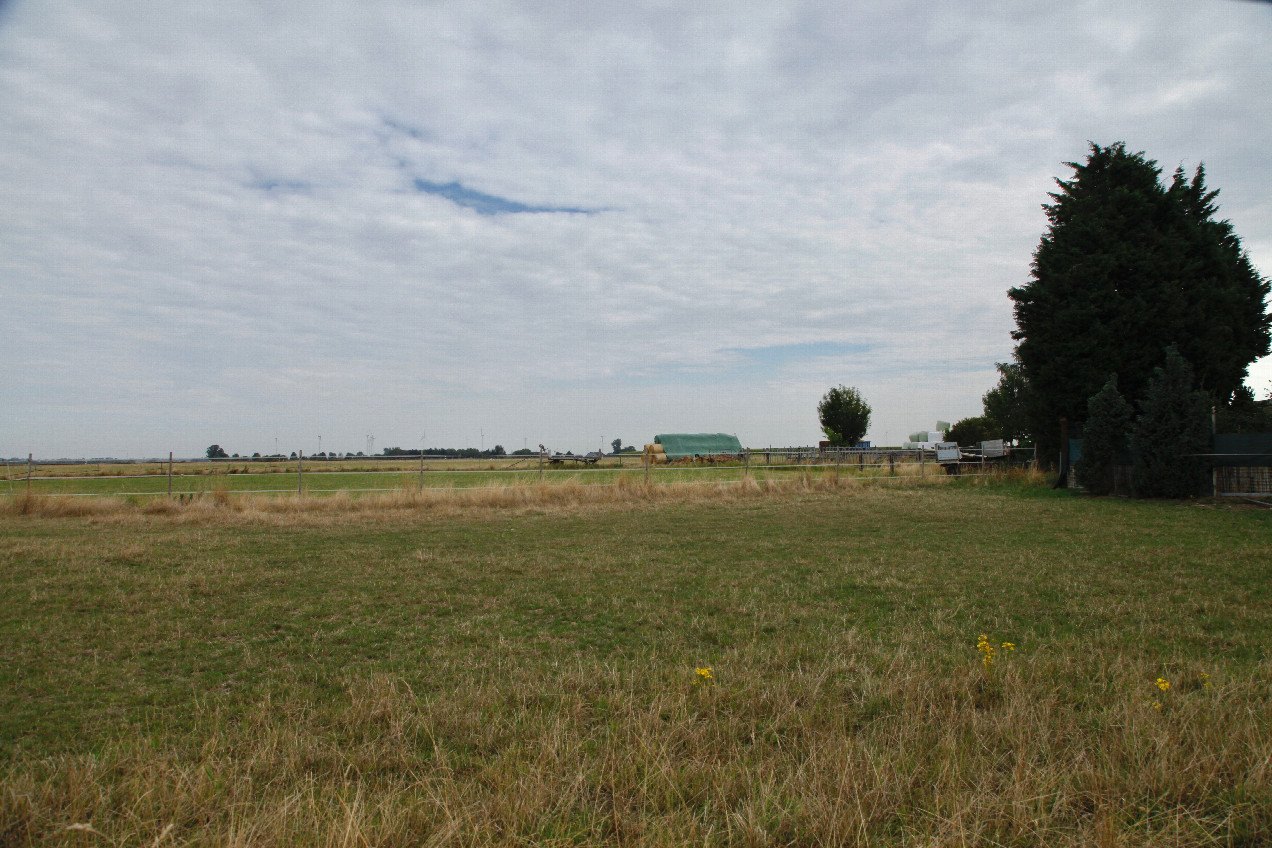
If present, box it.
[0,467,1045,525]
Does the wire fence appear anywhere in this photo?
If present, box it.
[2,447,1038,499]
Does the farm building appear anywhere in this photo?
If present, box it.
[652,433,744,460]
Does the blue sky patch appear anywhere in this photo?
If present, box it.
[413,179,594,215]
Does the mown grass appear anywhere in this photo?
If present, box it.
[1,476,1270,846]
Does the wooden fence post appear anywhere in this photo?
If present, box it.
[298,450,303,495]
[27,453,32,494]
[168,452,173,497]
[1211,405,1218,498]
[420,451,425,491]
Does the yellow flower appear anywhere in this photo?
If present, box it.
[1000,642,1015,651]
[1156,678,1170,692]
[694,667,714,685]
[1200,672,1211,690]
[976,634,996,668]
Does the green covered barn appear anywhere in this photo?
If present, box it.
[653,433,744,459]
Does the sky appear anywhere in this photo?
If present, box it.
[2,1,1270,459]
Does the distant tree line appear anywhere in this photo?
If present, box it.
[382,445,507,458]
[204,443,653,461]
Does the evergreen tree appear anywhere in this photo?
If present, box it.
[1074,376,1133,496]
[817,385,871,446]
[1009,142,1270,464]
[1131,349,1212,498]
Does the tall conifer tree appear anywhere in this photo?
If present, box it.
[1009,143,1270,463]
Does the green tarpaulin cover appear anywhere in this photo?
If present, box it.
[653,433,743,459]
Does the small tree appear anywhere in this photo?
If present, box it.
[982,360,1029,443]
[818,385,871,446]
[206,444,228,459]
[1131,349,1212,498]
[611,438,623,455]
[1075,376,1133,496]
[946,416,994,447]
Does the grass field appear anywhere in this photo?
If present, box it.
[2,475,1270,846]
[2,455,929,498]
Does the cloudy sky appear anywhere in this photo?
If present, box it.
[2,1,1270,459]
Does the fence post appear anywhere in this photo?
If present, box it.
[5,458,11,492]
[889,453,895,476]
[168,452,173,498]
[298,450,303,495]
[835,450,841,482]
[1211,405,1218,498]
[644,449,650,485]
[27,453,32,494]
[420,451,425,491]
[538,450,544,482]
[919,448,924,478]
[745,448,750,478]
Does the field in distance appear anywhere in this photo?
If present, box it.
[2,478,1269,846]
[3,453,922,498]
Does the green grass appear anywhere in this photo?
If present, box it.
[2,479,1270,846]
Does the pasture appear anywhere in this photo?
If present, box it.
[1,453,927,499]
[1,476,1270,846]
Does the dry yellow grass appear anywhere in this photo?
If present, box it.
[0,467,1012,525]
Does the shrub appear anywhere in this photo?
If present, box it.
[1074,376,1133,495]
[1131,349,1211,498]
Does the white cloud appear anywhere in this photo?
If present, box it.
[1,0,1269,457]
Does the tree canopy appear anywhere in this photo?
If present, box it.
[1008,142,1270,461]
[817,386,871,446]
[945,416,994,447]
